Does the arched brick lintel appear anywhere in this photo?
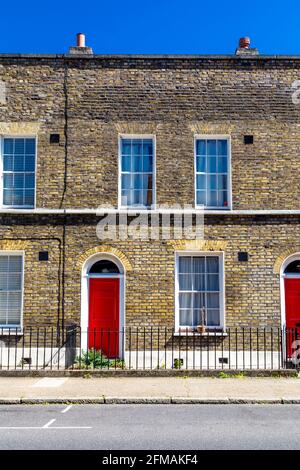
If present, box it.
[273,249,300,274]
[76,246,133,272]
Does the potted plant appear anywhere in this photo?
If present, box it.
[196,307,207,334]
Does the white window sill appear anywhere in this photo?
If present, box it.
[0,328,23,336]
[174,331,228,337]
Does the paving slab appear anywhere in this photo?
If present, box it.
[0,376,300,402]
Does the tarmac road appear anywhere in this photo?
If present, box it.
[0,403,299,450]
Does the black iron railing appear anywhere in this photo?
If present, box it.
[0,326,298,371]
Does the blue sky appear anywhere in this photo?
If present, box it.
[1,0,299,55]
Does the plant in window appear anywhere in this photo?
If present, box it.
[196,306,207,334]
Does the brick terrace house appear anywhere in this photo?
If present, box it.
[0,35,300,366]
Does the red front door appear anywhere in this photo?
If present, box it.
[285,278,300,357]
[88,278,120,358]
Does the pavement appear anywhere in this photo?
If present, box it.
[1,376,300,403]
[1,403,300,449]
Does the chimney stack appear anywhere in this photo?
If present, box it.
[68,33,93,55]
[235,37,259,56]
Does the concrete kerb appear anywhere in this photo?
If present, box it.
[0,369,297,378]
[0,397,300,405]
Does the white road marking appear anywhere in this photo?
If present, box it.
[32,378,68,388]
[43,419,56,428]
[61,405,73,414]
[0,426,92,430]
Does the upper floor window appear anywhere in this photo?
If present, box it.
[1,137,36,208]
[120,136,155,209]
[0,253,23,328]
[195,136,230,209]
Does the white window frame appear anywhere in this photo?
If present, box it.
[118,134,156,210]
[0,250,25,331]
[0,135,37,209]
[194,134,232,210]
[175,251,225,332]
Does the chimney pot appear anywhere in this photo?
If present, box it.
[68,33,93,55]
[77,33,85,48]
[239,37,251,49]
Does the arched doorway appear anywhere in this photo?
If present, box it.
[281,254,300,331]
[81,254,125,358]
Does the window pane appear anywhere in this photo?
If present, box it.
[4,139,13,154]
[121,139,131,155]
[179,274,192,291]
[193,257,205,273]
[218,174,227,190]
[217,157,227,173]
[207,157,217,173]
[179,293,192,308]
[217,140,227,156]
[196,175,206,190]
[142,190,152,207]
[207,191,218,207]
[25,173,35,188]
[143,174,152,190]
[0,257,8,272]
[7,273,22,291]
[193,274,205,291]
[121,190,132,206]
[9,256,22,272]
[207,140,217,156]
[0,273,7,291]
[193,293,205,308]
[196,191,206,206]
[0,292,7,324]
[196,156,206,172]
[25,155,35,171]
[14,139,24,154]
[133,174,142,190]
[13,190,23,206]
[196,140,206,155]
[206,293,219,308]
[24,190,34,206]
[179,257,192,273]
[218,191,228,207]
[206,274,219,291]
[132,140,142,155]
[143,140,153,155]
[3,190,13,205]
[3,155,13,171]
[207,309,220,326]
[207,175,217,190]
[121,174,131,190]
[143,154,153,172]
[14,155,24,171]
[132,155,142,172]
[121,155,131,172]
[206,257,219,273]
[14,174,24,189]
[7,292,21,325]
[3,174,13,189]
[179,310,193,326]
[25,139,35,154]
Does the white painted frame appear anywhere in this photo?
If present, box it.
[194,134,232,210]
[80,252,126,358]
[118,134,156,210]
[174,251,226,332]
[0,250,25,332]
[0,135,37,209]
[280,253,300,329]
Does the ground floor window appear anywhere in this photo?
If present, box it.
[177,253,223,328]
[0,254,23,327]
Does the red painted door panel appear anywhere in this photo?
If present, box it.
[88,278,120,358]
[285,278,300,357]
